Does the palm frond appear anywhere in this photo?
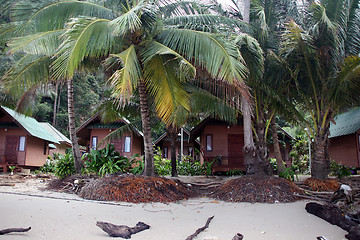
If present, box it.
[165,14,249,33]
[109,0,154,36]
[14,1,116,32]
[187,84,239,124]
[159,1,208,18]
[8,29,63,56]
[51,17,113,79]
[107,45,141,102]
[1,54,51,98]
[158,29,248,87]
[141,40,196,81]
[333,55,360,107]
[143,54,190,124]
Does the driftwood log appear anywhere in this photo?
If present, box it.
[96,221,150,239]
[232,233,244,240]
[185,216,214,240]
[0,227,31,235]
[305,202,360,240]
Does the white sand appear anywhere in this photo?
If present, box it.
[0,176,348,240]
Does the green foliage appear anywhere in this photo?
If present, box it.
[269,158,278,173]
[83,144,141,176]
[39,155,57,173]
[53,152,76,179]
[278,167,296,182]
[330,160,352,179]
[289,131,310,174]
[226,169,244,176]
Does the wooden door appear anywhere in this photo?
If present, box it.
[111,138,124,153]
[228,134,244,168]
[5,136,19,164]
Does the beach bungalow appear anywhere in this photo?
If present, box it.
[0,106,59,172]
[329,108,360,168]
[190,117,293,172]
[154,129,200,160]
[40,122,71,155]
[76,114,143,158]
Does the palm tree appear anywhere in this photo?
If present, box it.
[280,0,360,179]
[1,0,248,176]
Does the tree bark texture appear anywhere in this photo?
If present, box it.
[0,227,31,235]
[138,80,155,176]
[96,221,150,239]
[270,117,285,173]
[241,96,261,174]
[312,115,331,180]
[254,114,272,175]
[67,77,82,173]
[168,126,178,177]
[52,82,59,126]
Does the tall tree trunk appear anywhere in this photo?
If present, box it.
[67,77,82,173]
[168,126,178,177]
[241,1,261,175]
[312,121,331,179]
[270,116,285,173]
[242,96,260,174]
[138,80,155,176]
[255,113,272,175]
[52,82,59,126]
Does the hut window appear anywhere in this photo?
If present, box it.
[124,136,131,152]
[19,136,26,151]
[206,135,213,151]
[43,141,47,155]
[188,147,193,156]
[91,136,98,150]
[163,147,168,158]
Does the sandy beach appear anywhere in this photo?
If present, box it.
[0,176,348,240]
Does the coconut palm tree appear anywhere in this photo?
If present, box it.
[1,0,248,176]
[280,0,360,179]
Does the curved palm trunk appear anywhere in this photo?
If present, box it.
[138,80,155,176]
[270,117,285,173]
[67,77,82,173]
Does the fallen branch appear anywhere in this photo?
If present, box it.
[0,183,15,186]
[185,216,214,240]
[305,202,360,240]
[96,221,150,239]
[0,227,31,235]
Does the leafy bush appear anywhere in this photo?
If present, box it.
[330,160,351,179]
[54,152,76,179]
[226,169,244,176]
[83,144,141,176]
[278,167,296,182]
[39,155,58,173]
[289,132,311,174]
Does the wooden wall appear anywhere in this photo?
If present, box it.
[329,134,360,168]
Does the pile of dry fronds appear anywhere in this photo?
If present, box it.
[303,178,340,192]
[78,175,195,203]
[211,175,304,203]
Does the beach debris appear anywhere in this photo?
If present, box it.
[303,178,340,192]
[211,175,303,203]
[79,175,195,203]
[185,216,214,240]
[232,233,244,240]
[331,184,354,204]
[0,227,31,235]
[96,221,150,238]
[316,236,328,240]
[305,202,360,240]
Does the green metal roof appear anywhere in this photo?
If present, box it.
[330,108,360,138]
[1,106,59,143]
[86,122,125,129]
